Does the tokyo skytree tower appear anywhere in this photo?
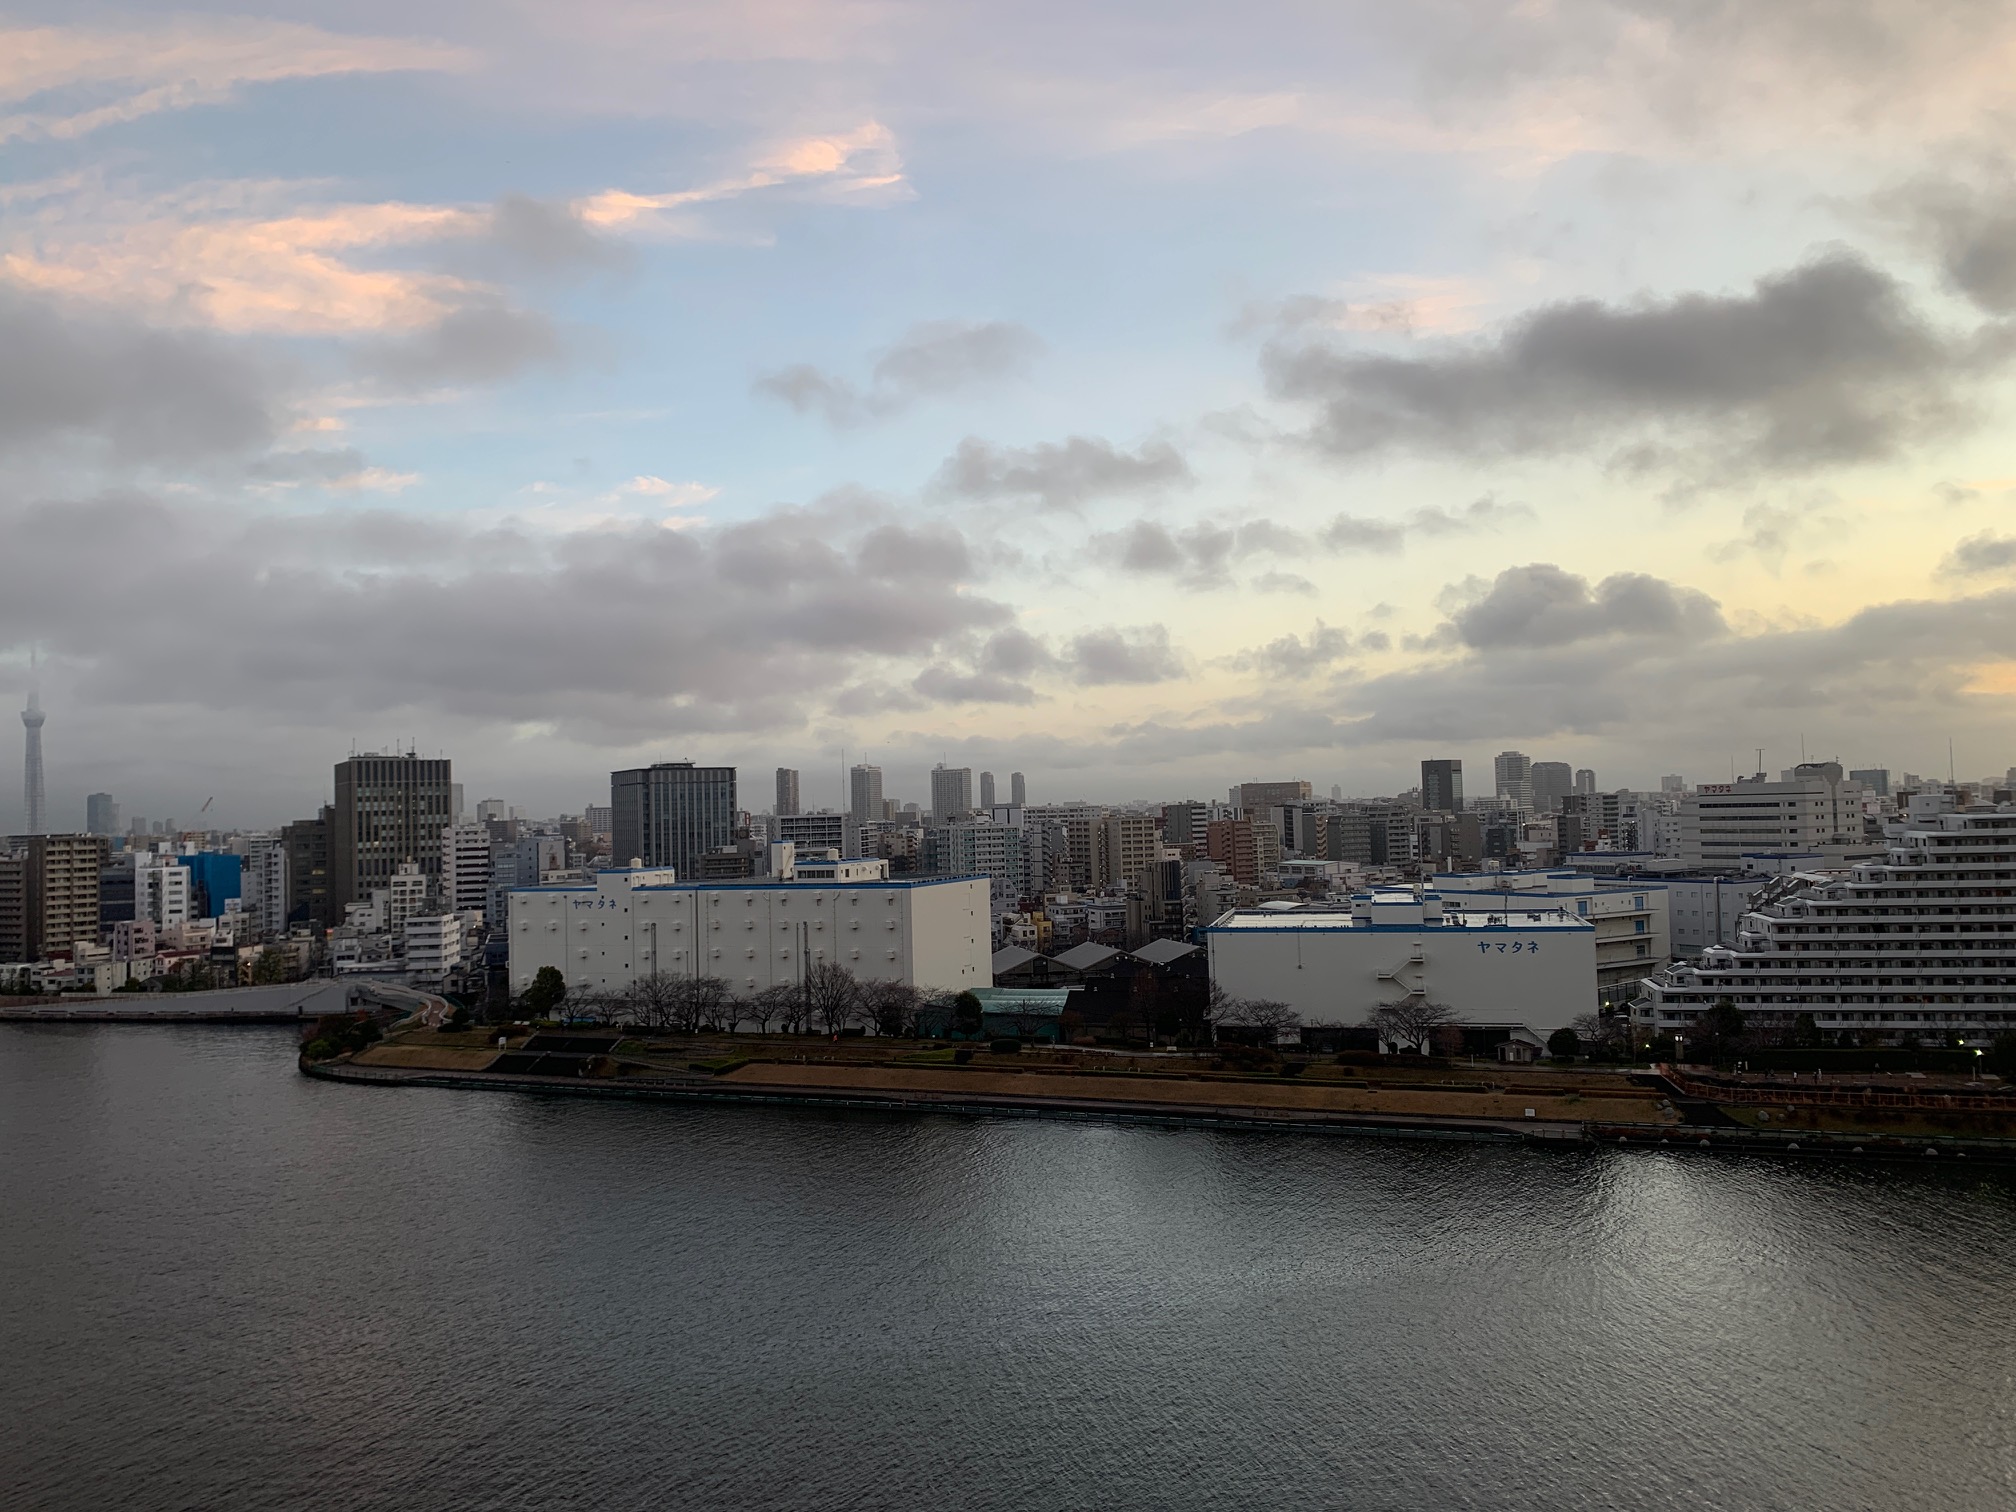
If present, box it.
[22,666,45,835]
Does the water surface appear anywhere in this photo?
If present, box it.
[4,1025,2014,1511]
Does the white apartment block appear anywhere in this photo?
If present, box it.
[1206,889,1596,1053]
[404,914,463,986]
[239,833,288,940]
[773,811,862,860]
[442,823,494,919]
[507,861,991,999]
[1429,870,1668,1004]
[1636,795,2016,1045]
[1677,763,1869,867]
[134,855,193,929]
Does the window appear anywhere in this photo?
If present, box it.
[1634,919,1648,934]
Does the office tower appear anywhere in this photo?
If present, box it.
[1574,768,1597,795]
[849,764,884,824]
[85,793,119,836]
[128,816,148,838]
[1234,781,1312,810]
[5,833,108,960]
[1420,759,1464,814]
[930,765,974,826]
[1850,768,1892,798]
[281,809,333,928]
[979,771,997,810]
[476,797,507,824]
[20,680,45,836]
[1661,774,1686,795]
[1530,761,1574,814]
[775,767,801,816]
[1493,751,1533,808]
[611,761,737,878]
[330,752,454,911]
[1010,771,1027,807]
[450,782,465,825]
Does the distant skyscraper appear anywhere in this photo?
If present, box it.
[86,792,118,836]
[979,771,997,810]
[1850,768,1892,798]
[775,767,801,816]
[611,762,736,878]
[1574,768,1597,795]
[930,765,974,826]
[1494,751,1533,809]
[849,764,884,823]
[1010,771,1027,807]
[1420,759,1464,813]
[20,678,45,836]
[1530,761,1573,813]
[1661,774,1686,795]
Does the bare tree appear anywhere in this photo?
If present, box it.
[802,961,859,1035]
[1226,997,1302,1045]
[1368,997,1455,1054]
[626,971,683,1030]
[855,979,921,1037]
[745,983,797,1035]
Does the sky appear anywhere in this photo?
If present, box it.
[9,0,2016,827]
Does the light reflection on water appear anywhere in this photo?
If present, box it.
[4,1024,2015,1512]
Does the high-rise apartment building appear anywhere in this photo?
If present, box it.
[5,833,108,960]
[1420,759,1464,813]
[931,765,974,826]
[442,822,495,918]
[242,832,288,939]
[775,767,801,816]
[1096,812,1159,889]
[611,762,737,879]
[1530,761,1574,814]
[1494,751,1533,809]
[85,793,119,836]
[1574,768,1597,796]
[330,753,454,911]
[979,771,997,810]
[849,764,884,824]
[1010,772,1027,807]
[135,854,194,929]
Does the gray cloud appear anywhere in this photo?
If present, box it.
[366,301,565,387]
[757,320,1044,426]
[1263,253,1986,473]
[487,193,629,275]
[1940,531,2016,577]
[1224,622,1358,677]
[1066,624,1185,685]
[1879,174,2016,313]
[0,491,1013,754]
[0,284,279,461]
[1441,563,1726,649]
[932,434,1191,512]
[910,665,1038,704]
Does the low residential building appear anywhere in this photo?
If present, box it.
[506,861,991,1000]
[1634,795,2016,1046]
[1429,870,1669,1005]
[1205,888,1596,1055]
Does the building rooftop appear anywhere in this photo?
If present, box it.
[1131,938,1200,965]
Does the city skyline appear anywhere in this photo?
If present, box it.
[8,5,2016,822]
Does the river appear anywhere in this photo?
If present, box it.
[4,1024,2014,1510]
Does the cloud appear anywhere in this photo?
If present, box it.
[1251,571,1318,596]
[1263,253,1989,475]
[0,283,278,459]
[0,21,466,144]
[0,491,1013,746]
[1066,625,1185,685]
[1224,622,1359,677]
[485,194,630,275]
[1439,563,1727,649]
[910,666,1038,704]
[364,302,565,387]
[1940,531,2016,578]
[932,435,1192,512]
[579,122,909,231]
[757,320,1044,425]
[248,447,417,493]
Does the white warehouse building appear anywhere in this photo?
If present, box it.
[507,859,992,1000]
[1206,889,1596,1054]
[1428,869,1669,1005]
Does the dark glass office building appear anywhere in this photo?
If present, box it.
[610,763,737,880]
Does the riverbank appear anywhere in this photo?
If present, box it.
[300,1032,2016,1161]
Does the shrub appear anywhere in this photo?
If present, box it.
[1547,1027,1581,1061]
[953,1048,973,1064]
[989,1038,1023,1055]
[1215,1044,1281,1074]
[301,1038,337,1061]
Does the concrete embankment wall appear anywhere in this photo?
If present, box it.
[1,980,351,1023]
